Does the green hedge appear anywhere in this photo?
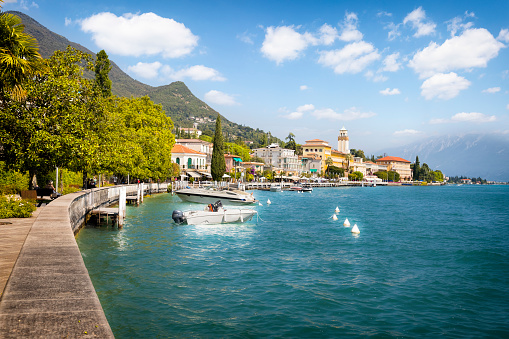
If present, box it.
[0,196,36,219]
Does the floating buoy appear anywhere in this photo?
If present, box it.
[335,206,340,213]
[351,224,360,234]
[267,199,271,205]
[343,218,350,227]
[332,214,338,220]
[259,202,262,206]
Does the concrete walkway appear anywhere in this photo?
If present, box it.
[0,208,41,299]
[0,195,114,338]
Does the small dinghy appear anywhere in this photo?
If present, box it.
[172,200,257,225]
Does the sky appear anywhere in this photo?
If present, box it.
[4,0,509,155]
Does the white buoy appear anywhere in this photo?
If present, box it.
[259,202,263,206]
[351,224,360,234]
[335,206,340,213]
[343,218,350,227]
[332,214,338,220]
[267,199,271,205]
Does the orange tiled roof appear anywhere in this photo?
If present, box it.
[376,156,410,163]
[171,144,206,155]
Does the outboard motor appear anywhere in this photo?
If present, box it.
[172,210,186,224]
[212,200,223,212]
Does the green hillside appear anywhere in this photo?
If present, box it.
[10,11,281,146]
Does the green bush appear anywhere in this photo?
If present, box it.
[0,162,29,195]
[0,196,36,218]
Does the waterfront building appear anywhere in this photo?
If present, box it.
[171,144,208,179]
[302,139,332,174]
[299,154,322,176]
[176,139,213,164]
[365,161,388,175]
[376,156,412,181]
[251,143,301,176]
[351,157,367,177]
[224,154,243,175]
[241,161,265,176]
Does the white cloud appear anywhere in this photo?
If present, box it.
[498,29,509,42]
[312,107,376,121]
[318,24,338,45]
[204,90,239,106]
[128,61,162,79]
[421,72,471,100]
[165,65,226,81]
[380,88,401,95]
[339,12,363,42]
[403,7,436,38]
[261,25,316,64]
[430,112,496,124]
[65,17,72,26]
[300,85,308,91]
[80,12,198,58]
[238,31,255,44]
[382,52,401,72]
[386,22,401,41]
[318,41,380,74]
[394,129,421,135]
[127,63,225,82]
[409,28,505,79]
[482,87,501,93]
[447,13,474,37]
[281,104,314,120]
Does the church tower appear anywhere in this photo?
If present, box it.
[338,126,350,154]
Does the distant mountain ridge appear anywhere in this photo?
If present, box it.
[383,133,509,181]
[11,11,276,144]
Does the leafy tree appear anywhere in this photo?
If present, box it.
[286,132,295,142]
[325,157,333,176]
[251,156,264,164]
[350,149,366,161]
[225,142,251,162]
[94,49,112,98]
[328,165,345,177]
[0,47,101,189]
[0,9,45,100]
[348,171,364,181]
[211,114,226,181]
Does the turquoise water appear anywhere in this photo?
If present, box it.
[76,185,509,338]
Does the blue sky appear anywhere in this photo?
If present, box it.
[4,0,509,155]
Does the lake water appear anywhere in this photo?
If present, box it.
[76,185,509,338]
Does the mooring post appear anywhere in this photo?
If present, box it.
[118,186,126,227]
[140,183,144,203]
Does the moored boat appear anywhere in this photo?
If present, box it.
[172,201,257,225]
[175,186,258,205]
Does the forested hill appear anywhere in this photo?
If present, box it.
[11,11,280,146]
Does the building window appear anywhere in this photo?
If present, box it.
[176,158,180,165]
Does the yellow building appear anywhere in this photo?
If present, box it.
[376,156,412,181]
[302,139,331,174]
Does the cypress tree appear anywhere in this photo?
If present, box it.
[211,114,226,181]
[414,156,420,181]
[94,50,112,97]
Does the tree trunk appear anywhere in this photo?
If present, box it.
[82,171,88,189]
[28,169,37,190]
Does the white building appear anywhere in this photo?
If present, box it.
[176,139,213,164]
[338,126,350,154]
[251,143,301,175]
[171,144,207,171]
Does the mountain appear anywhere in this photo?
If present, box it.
[11,11,278,145]
[383,134,509,182]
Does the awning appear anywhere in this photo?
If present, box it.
[222,173,231,178]
[233,157,242,162]
[187,171,201,178]
[199,172,212,178]
[310,169,318,173]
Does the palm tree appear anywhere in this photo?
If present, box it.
[325,157,333,177]
[0,8,45,100]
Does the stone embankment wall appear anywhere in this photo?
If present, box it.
[0,183,168,338]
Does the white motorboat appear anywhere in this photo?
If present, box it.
[175,186,258,205]
[269,184,282,192]
[172,201,257,225]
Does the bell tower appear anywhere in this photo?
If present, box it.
[338,127,349,154]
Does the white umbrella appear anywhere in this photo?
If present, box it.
[222,174,231,178]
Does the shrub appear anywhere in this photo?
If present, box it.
[0,196,36,218]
